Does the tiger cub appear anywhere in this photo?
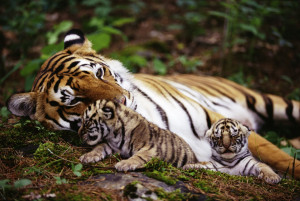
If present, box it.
[79,99,198,171]
[183,118,281,184]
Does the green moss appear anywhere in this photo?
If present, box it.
[144,158,179,185]
[177,175,190,181]
[279,179,300,191]
[55,192,93,201]
[144,170,177,185]
[33,141,75,172]
[0,119,81,154]
[194,180,216,193]
[145,158,174,172]
[154,188,192,201]
[34,141,69,159]
[86,169,114,175]
[183,168,255,183]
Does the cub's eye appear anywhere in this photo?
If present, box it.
[102,106,114,119]
[214,130,222,137]
[103,106,113,113]
[231,128,238,136]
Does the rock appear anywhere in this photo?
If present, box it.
[82,172,206,200]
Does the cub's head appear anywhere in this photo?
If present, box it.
[205,118,251,160]
[7,29,129,131]
[79,100,118,145]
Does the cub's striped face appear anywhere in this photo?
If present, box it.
[7,29,127,131]
[79,100,117,145]
[205,118,250,160]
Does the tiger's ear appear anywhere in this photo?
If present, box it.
[6,92,37,118]
[63,29,94,54]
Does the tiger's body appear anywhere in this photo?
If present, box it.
[184,118,281,184]
[7,29,300,178]
[79,99,198,171]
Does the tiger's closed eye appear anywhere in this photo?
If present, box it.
[69,97,86,106]
[96,67,104,80]
[70,99,79,105]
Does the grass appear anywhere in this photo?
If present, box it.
[0,118,299,200]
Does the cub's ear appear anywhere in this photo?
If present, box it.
[64,29,94,54]
[240,124,251,137]
[205,127,213,138]
[6,92,37,117]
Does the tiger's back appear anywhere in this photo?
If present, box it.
[79,99,198,171]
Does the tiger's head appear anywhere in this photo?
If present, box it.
[79,100,118,145]
[205,118,251,161]
[7,29,131,131]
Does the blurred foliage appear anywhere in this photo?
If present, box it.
[1,0,299,85]
[227,67,253,87]
[0,0,79,55]
[173,0,208,41]
[0,0,136,90]
[263,130,300,160]
[0,106,11,122]
[210,0,279,46]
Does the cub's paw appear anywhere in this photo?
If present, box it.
[183,162,209,170]
[115,159,143,172]
[258,169,281,184]
[80,151,104,164]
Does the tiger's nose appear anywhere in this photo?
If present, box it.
[222,132,231,149]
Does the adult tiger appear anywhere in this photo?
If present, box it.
[7,29,300,178]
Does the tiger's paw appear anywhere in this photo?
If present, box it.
[258,169,281,184]
[80,151,105,164]
[115,159,143,172]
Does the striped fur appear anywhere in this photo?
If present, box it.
[184,118,281,184]
[6,29,300,178]
[79,99,198,171]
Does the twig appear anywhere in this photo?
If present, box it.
[47,148,115,170]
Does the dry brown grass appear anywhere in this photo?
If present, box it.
[0,119,299,200]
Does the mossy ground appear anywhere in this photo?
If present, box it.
[1,118,299,201]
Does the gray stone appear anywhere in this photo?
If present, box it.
[82,172,206,200]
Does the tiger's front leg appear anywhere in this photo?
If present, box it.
[115,146,156,171]
[80,143,113,163]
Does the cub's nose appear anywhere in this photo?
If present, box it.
[222,132,231,149]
